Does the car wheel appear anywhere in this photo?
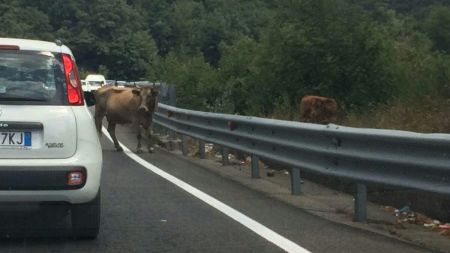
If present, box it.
[71,189,101,240]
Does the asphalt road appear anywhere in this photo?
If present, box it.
[0,121,435,252]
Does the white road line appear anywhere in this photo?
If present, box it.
[102,127,311,253]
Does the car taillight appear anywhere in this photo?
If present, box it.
[62,54,84,105]
[67,171,85,186]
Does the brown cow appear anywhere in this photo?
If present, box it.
[94,86,159,153]
[299,95,338,124]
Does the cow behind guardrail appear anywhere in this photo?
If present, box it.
[299,95,338,124]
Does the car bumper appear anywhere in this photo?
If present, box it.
[0,156,101,204]
[0,130,102,204]
[0,157,101,204]
[0,166,87,190]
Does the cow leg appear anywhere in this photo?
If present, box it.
[144,126,154,153]
[107,122,122,152]
[94,107,105,136]
[136,125,144,154]
[136,125,153,153]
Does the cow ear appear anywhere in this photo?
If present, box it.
[132,89,141,96]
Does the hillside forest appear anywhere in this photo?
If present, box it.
[2,0,450,131]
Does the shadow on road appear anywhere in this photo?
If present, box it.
[0,204,102,252]
[0,204,71,239]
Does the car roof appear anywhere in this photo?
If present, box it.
[0,38,73,55]
[85,74,106,81]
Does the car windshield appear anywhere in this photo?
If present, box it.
[88,81,102,86]
[0,50,66,105]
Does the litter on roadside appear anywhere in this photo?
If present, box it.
[438,223,450,229]
[384,205,450,237]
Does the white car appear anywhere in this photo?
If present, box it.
[0,38,102,239]
[84,74,106,92]
[116,80,127,88]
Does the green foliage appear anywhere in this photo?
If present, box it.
[388,32,450,98]
[218,36,260,114]
[159,52,220,110]
[254,0,396,112]
[388,0,450,15]
[215,0,399,115]
[423,5,450,53]
[0,1,53,39]
[1,0,449,121]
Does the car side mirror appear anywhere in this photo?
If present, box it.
[84,92,96,107]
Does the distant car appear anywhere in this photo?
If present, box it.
[116,80,126,88]
[0,38,102,239]
[84,74,106,92]
[105,79,115,86]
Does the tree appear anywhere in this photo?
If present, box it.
[104,31,159,80]
[424,5,450,53]
[218,36,260,114]
[0,1,53,40]
[252,0,395,112]
[159,52,219,110]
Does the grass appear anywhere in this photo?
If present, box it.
[267,94,450,133]
[342,96,450,133]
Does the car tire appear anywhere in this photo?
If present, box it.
[71,189,101,240]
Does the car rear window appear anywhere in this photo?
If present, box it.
[0,50,67,105]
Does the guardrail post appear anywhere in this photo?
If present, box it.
[251,155,260,178]
[199,140,205,159]
[169,130,176,139]
[291,167,301,195]
[221,147,229,165]
[354,183,367,222]
[181,135,188,156]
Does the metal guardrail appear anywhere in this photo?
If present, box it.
[153,103,450,221]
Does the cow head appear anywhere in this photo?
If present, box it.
[132,87,159,114]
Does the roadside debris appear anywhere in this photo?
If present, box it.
[205,143,214,153]
[384,205,450,238]
[267,170,276,177]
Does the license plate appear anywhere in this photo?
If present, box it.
[0,132,31,147]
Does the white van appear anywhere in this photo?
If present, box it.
[83,74,106,92]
